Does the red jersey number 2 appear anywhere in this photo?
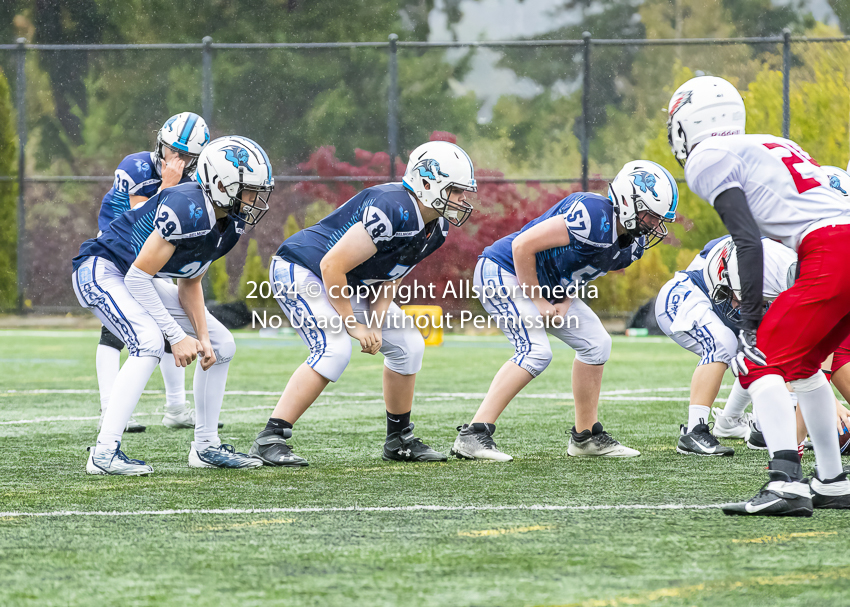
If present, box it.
[763,142,822,194]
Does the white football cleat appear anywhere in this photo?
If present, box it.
[711,408,750,439]
[567,423,640,457]
[188,443,263,469]
[86,442,153,476]
[163,405,196,429]
[450,423,513,462]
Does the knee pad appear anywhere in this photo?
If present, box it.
[384,329,425,376]
[214,334,236,365]
[99,326,125,351]
[575,331,612,366]
[310,331,352,383]
[513,342,553,378]
[790,370,829,394]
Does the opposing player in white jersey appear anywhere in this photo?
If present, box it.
[95,112,210,433]
[656,235,796,456]
[668,75,850,515]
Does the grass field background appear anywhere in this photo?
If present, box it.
[1,329,849,606]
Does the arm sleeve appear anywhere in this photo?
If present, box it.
[125,265,187,344]
[713,187,763,330]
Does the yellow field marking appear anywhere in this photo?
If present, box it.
[458,524,554,538]
[732,531,837,544]
[542,568,850,607]
[194,517,295,532]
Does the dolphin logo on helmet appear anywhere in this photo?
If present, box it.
[223,146,254,172]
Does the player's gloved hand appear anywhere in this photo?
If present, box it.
[731,324,766,377]
[172,335,202,367]
[347,321,382,355]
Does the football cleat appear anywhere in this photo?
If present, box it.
[382,423,447,462]
[722,470,812,517]
[98,410,146,433]
[450,423,513,462]
[746,418,768,450]
[188,444,262,469]
[711,407,750,439]
[249,428,308,467]
[161,403,224,429]
[86,442,153,476]
[808,471,850,509]
[567,422,640,457]
[677,422,734,457]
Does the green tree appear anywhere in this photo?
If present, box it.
[0,67,16,309]
[238,239,271,309]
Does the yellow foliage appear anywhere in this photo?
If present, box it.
[238,239,272,309]
[207,257,231,303]
[304,200,335,228]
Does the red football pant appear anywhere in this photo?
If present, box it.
[740,224,850,389]
[831,332,850,374]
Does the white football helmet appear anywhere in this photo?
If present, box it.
[401,141,477,227]
[195,136,274,226]
[823,165,850,199]
[703,237,742,321]
[156,112,210,177]
[607,160,678,248]
[667,76,746,166]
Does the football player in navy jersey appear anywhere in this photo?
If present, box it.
[94,112,210,433]
[72,136,274,475]
[248,141,476,466]
[450,161,678,462]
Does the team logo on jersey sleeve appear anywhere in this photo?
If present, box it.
[829,175,848,196]
[223,146,254,172]
[631,171,659,199]
[134,159,150,174]
[188,202,204,226]
[413,159,449,180]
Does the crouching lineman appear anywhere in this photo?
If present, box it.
[656,235,797,456]
[94,112,210,433]
[72,136,274,475]
[249,141,477,466]
[668,75,850,515]
[450,160,678,461]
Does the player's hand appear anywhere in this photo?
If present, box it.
[198,337,217,371]
[553,298,573,318]
[533,299,558,321]
[172,335,202,367]
[732,328,767,377]
[348,322,382,355]
[836,399,850,431]
[161,158,185,189]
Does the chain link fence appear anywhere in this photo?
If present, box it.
[1,31,848,312]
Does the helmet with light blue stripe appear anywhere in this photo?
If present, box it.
[607,159,678,249]
[156,112,210,177]
[195,136,274,227]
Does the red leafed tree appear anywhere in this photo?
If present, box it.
[294,132,582,311]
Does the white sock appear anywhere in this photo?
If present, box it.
[749,375,799,457]
[789,391,798,409]
[95,344,121,412]
[722,379,750,419]
[159,353,187,413]
[97,356,160,446]
[192,359,230,448]
[687,405,711,433]
[796,381,843,480]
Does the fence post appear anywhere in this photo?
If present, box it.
[781,28,791,139]
[581,32,591,192]
[387,33,399,181]
[202,36,213,129]
[15,38,26,313]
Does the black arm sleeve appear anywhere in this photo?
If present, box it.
[713,187,763,331]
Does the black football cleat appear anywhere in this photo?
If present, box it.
[248,428,308,467]
[722,470,812,517]
[677,422,734,457]
[382,423,447,462]
[809,471,850,509]
[746,418,768,450]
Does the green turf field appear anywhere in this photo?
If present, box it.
[1,329,848,607]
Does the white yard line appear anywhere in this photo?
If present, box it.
[0,503,722,518]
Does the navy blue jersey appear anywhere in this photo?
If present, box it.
[482,192,645,296]
[97,151,191,233]
[75,182,244,279]
[277,183,449,286]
